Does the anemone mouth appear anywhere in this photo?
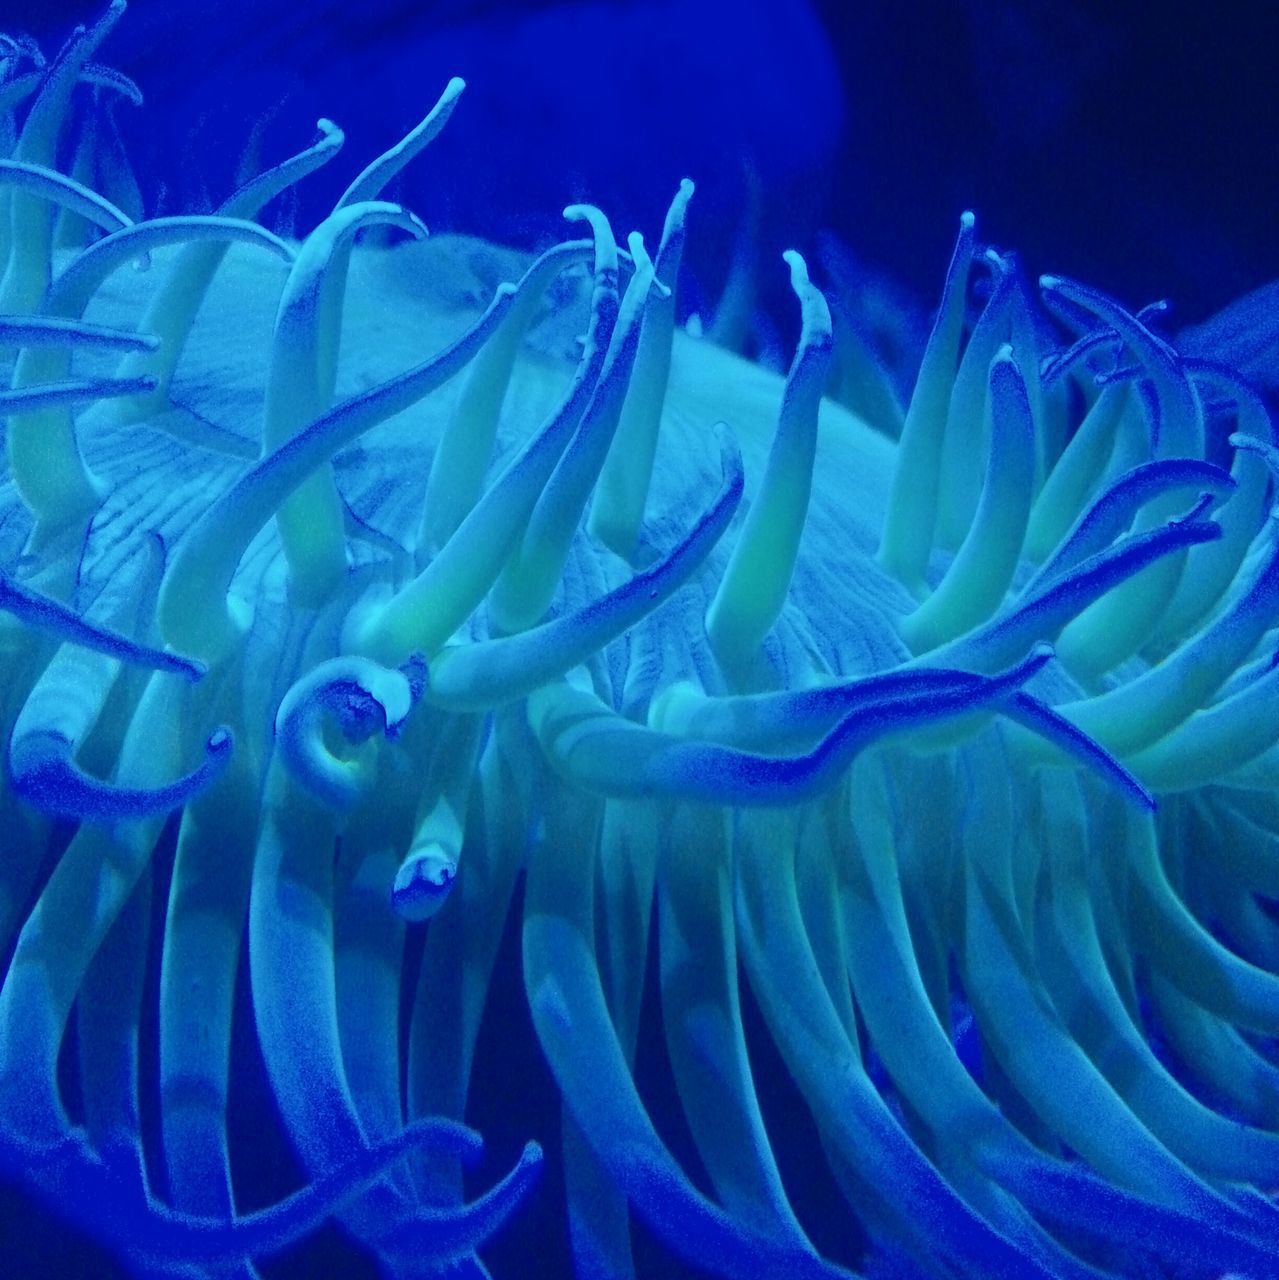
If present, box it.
[3,7,1279,1280]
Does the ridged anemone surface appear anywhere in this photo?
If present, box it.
[3,7,1279,1280]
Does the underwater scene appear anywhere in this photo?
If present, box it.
[1,1,1279,1277]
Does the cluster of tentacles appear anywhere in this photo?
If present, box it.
[3,5,1279,1278]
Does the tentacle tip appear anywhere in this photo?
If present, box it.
[391,844,457,922]
[179,655,208,683]
[402,211,430,243]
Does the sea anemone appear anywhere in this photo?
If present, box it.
[3,6,1279,1279]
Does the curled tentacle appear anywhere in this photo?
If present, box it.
[274,655,423,811]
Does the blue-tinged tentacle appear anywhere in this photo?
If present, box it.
[264,201,428,603]
[332,712,435,1191]
[1039,276,1202,458]
[1031,777,1279,1185]
[0,568,204,677]
[253,638,505,1265]
[0,666,207,1141]
[1149,363,1277,642]
[8,721,229,821]
[732,798,1080,1280]
[649,663,990,755]
[1146,963,1279,1131]
[934,253,1017,548]
[560,792,662,1277]
[901,347,1036,653]
[3,1114,510,1265]
[0,156,132,231]
[1022,457,1234,598]
[705,249,832,684]
[6,550,227,822]
[839,752,1276,1273]
[1128,650,1279,791]
[1193,788,1279,901]
[52,74,140,253]
[958,750,1278,1238]
[534,647,1055,806]
[0,536,165,955]
[336,76,465,208]
[931,514,1220,675]
[657,802,817,1251]
[159,745,266,1280]
[407,710,533,1204]
[424,428,743,710]
[1001,694,1153,811]
[0,372,156,412]
[1023,384,1131,563]
[390,711,481,923]
[249,749,427,1249]
[74,845,151,1189]
[1062,508,1279,757]
[590,179,694,561]
[251,717,542,1267]
[1040,276,1206,677]
[0,314,156,350]
[375,1141,545,1267]
[273,654,420,811]
[1008,264,1054,480]
[880,211,976,593]
[839,755,1086,1271]
[1120,798,1279,1034]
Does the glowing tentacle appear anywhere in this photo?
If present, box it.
[264,202,429,603]
[590,178,694,561]
[658,803,816,1249]
[706,249,832,684]
[336,76,465,208]
[880,211,976,593]
[901,347,1035,653]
